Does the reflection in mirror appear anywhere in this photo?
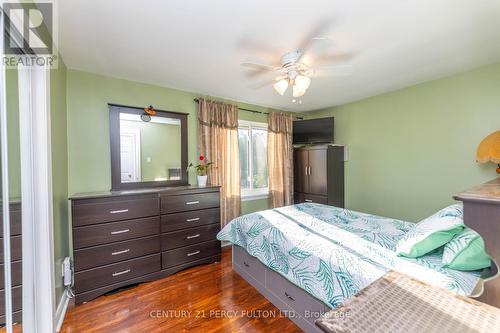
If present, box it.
[119,113,181,183]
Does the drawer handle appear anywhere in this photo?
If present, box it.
[186,234,201,239]
[110,229,130,235]
[304,199,313,203]
[112,249,130,256]
[110,209,129,214]
[187,250,200,257]
[186,217,200,222]
[284,292,295,302]
[186,201,200,205]
[112,269,131,277]
[243,261,250,268]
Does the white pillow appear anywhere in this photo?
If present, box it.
[396,204,464,258]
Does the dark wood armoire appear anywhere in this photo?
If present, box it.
[293,145,344,207]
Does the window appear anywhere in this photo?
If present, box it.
[238,120,268,200]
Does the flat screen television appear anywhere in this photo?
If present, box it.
[293,117,334,144]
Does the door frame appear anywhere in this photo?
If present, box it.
[120,127,141,182]
[18,63,56,333]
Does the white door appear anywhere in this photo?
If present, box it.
[120,129,141,182]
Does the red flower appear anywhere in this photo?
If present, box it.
[199,155,204,161]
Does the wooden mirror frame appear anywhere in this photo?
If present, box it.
[109,103,189,190]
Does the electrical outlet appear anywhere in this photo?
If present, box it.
[62,257,73,287]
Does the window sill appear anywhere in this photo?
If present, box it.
[241,194,269,202]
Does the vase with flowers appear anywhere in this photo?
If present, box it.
[187,155,213,187]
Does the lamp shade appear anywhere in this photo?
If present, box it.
[292,75,311,97]
[273,79,288,96]
[476,130,500,164]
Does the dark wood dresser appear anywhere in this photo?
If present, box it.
[70,186,221,304]
[0,200,23,324]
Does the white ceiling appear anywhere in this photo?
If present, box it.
[57,0,500,112]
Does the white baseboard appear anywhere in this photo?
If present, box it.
[54,288,70,332]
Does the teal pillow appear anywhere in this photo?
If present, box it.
[442,228,491,271]
[396,204,465,258]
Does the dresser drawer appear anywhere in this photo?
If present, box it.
[0,285,22,316]
[266,268,328,325]
[74,235,160,271]
[0,203,22,236]
[72,196,160,227]
[161,224,220,251]
[75,253,161,293]
[161,208,220,233]
[162,240,220,269]
[73,216,160,249]
[161,192,220,214]
[0,260,22,289]
[233,245,266,283]
[0,236,22,263]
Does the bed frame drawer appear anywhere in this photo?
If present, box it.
[161,224,220,251]
[75,253,161,293]
[161,208,220,232]
[162,240,220,269]
[72,196,160,227]
[232,245,266,283]
[161,192,220,214]
[74,235,161,271]
[266,268,328,325]
[73,216,160,249]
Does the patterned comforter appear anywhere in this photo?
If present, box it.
[217,203,481,308]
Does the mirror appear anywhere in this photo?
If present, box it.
[109,104,188,190]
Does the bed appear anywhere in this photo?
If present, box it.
[217,203,483,332]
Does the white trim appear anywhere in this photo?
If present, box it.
[18,64,55,333]
[238,120,269,199]
[241,193,269,202]
[54,288,70,332]
[0,18,14,333]
[238,119,267,128]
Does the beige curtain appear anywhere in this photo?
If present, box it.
[268,112,294,208]
[198,99,241,226]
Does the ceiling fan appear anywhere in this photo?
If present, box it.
[240,22,354,99]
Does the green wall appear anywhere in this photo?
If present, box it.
[120,120,181,181]
[51,58,69,304]
[304,62,500,222]
[5,69,20,198]
[66,69,272,217]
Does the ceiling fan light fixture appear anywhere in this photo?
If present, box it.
[273,79,289,96]
[292,75,311,97]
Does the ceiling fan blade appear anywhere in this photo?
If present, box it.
[315,52,357,65]
[312,65,354,77]
[240,62,280,72]
[237,37,280,58]
[248,76,287,89]
[296,19,333,61]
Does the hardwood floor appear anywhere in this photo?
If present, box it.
[60,247,302,332]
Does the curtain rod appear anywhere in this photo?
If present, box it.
[193,98,303,120]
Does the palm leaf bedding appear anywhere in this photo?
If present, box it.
[217,203,481,308]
